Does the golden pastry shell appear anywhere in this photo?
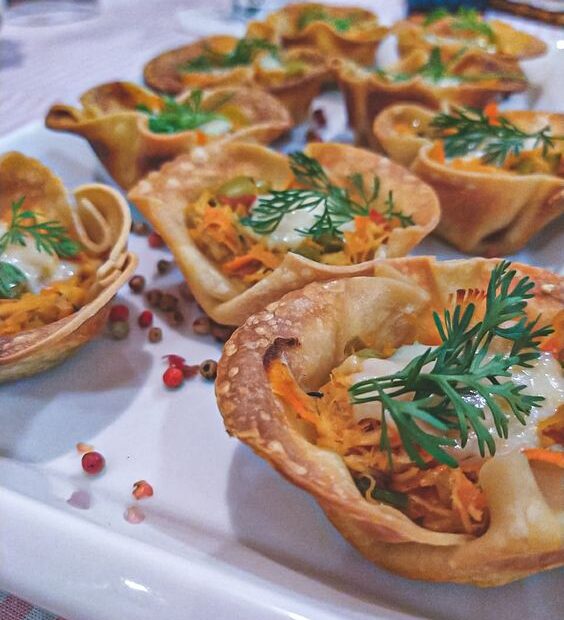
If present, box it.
[45,81,291,189]
[333,48,527,147]
[216,256,564,586]
[128,141,440,326]
[0,152,137,383]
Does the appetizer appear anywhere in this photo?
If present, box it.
[45,82,291,189]
[332,47,527,146]
[217,256,564,586]
[128,141,439,325]
[143,35,329,121]
[395,7,547,61]
[373,104,564,255]
[0,152,136,383]
[247,2,388,65]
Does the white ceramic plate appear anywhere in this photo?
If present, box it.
[0,51,563,620]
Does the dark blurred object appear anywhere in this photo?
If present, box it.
[407,0,488,12]
[490,0,564,25]
[231,0,267,20]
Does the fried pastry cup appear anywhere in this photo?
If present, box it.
[0,152,137,383]
[247,3,388,66]
[333,49,527,146]
[216,256,564,586]
[45,81,291,190]
[128,142,440,326]
[372,103,436,167]
[143,35,329,122]
[383,108,564,256]
[395,15,547,61]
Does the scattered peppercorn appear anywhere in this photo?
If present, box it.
[128,274,146,294]
[163,366,184,389]
[157,259,173,275]
[146,289,162,307]
[178,282,195,302]
[159,293,178,312]
[167,310,184,327]
[109,304,129,322]
[109,320,129,340]
[312,108,327,127]
[192,316,211,335]
[148,231,164,248]
[81,451,105,475]
[306,128,322,142]
[132,480,154,500]
[199,359,218,381]
[148,326,162,343]
[138,310,153,328]
[131,221,150,236]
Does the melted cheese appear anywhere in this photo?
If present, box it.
[200,117,232,136]
[0,223,77,294]
[259,54,283,70]
[245,195,354,251]
[344,344,563,461]
[424,33,497,54]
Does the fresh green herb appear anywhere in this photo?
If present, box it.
[0,262,27,299]
[240,152,412,240]
[0,197,80,258]
[377,47,455,84]
[349,261,553,469]
[297,6,362,32]
[137,90,228,134]
[181,38,279,73]
[423,7,449,26]
[431,107,563,165]
[451,7,494,42]
[355,475,408,509]
[418,47,448,83]
[423,7,494,42]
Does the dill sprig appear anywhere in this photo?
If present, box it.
[180,38,279,73]
[451,7,494,42]
[297,7,359,32]
[0,197,80,258]
[423,7,494,42]
[0,262,27,299]
[377,47,456,84]
[240,152,413,240]
[430,107,562,165]
[349,261,553,469]
[137,90,228,134]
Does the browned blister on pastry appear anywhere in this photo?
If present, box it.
[128,142,439,326]
[45,81,291,189]
[333,48,527,147]
[374,106,564,256]
[395,14,547,61]
[217,256,564,586]
[143,35,329,122]
[247,2,388,66]
[0,152,136,383]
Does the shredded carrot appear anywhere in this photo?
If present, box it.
[523,448,564,468]
[195,131,207,145]
[266,359,319,426]
[483,102,501,126]
[0,257,99,336]
[222,243,280,276]
[429,140,445,164]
